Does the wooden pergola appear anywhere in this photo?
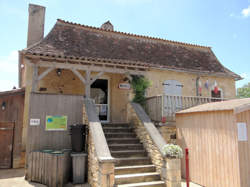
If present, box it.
[24,54,148,98]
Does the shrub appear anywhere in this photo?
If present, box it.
[131,75,151,106]
[162,144,183,159]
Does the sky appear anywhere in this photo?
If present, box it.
[0,0,249,91]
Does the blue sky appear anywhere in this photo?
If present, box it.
[0,0,249,91]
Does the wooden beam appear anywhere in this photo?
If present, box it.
[90,71,104,85]
[71,69,86,84]
[38,67,55,81]
[32,60,145,75]
[25,54,149,70]
[31,64,38,92]
[85,70,91,98]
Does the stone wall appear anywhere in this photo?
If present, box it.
[128,103,181,187]
[145,69,236,99]
[83,100,115,187]
[128,103,164,175]
[157,125,177,144]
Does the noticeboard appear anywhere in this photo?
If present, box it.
[45,115,67,131]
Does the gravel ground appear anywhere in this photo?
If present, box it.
[0,168,90,187]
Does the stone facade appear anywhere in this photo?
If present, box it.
[145,69,236,99]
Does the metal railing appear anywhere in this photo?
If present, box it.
[145,95,225,122]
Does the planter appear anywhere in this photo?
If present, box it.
[165,158,181,187]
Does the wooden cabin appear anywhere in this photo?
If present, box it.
[176,98,250,187]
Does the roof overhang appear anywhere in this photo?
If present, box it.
[23,52,149,76]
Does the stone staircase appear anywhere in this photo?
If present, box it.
[103,123,165,187]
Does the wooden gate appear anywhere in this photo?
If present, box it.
[27,93,84,154]
[0,122,14,168]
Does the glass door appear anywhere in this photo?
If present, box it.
[91,79,109,122]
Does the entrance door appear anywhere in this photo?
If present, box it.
[0,122,14,168]
[91,79,109,122]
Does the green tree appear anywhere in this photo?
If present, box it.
[237,82,250,98]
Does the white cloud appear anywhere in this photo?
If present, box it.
[0,50,18,91]
[242,6,250,17]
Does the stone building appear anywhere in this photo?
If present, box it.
[19,4,241,187]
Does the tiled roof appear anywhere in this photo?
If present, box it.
[23,19,241,80]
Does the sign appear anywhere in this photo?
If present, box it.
[46,115,67,131]
[30,119,40,126]
[237,122,248,141]
[119,83,130,90]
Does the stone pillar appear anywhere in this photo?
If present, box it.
[98,162,115,187]
[27,4,45,47]
[164,158,181,187]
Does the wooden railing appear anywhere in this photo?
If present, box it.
[145,95,225,122]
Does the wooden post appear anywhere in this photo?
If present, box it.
[85,70,91,98]
[31,64,38,92]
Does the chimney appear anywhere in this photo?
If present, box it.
[101,21,114,31]
[27,4,46,47]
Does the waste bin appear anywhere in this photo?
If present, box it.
[71,152,87,184]
[70,124,86,152]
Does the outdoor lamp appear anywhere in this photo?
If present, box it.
[1,101,6,111]
[56,69,62,76]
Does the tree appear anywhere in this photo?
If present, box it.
[237,82,250,98]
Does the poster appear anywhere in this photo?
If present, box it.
[46,115,67,131]
[237,122,248,141]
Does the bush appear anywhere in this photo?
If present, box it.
[131,75,151,106]
[162,144,183,159]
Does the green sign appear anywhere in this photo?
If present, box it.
[46,115,67,131]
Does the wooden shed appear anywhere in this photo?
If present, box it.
[0,88,25,169]
[176,98,250,187]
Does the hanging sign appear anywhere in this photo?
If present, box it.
[118,83,131,90]
[45,115,67,131]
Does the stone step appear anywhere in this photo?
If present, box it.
[111,150,147,158]
[102,123,130,128]
[103,127,133,133]
[115,165,156,175]
[116,181,165,187]
[115,172,161,185]
[109,144,144,151]
[107,138,140,144]
[115,157,152,167]
[105,133,137,139]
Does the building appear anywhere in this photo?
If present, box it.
[19,4,241,187]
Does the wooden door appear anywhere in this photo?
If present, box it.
[163,80,183,117]
[0,122,14,168]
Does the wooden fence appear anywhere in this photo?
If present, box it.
[145,95,224,122]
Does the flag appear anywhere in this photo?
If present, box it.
[205,80,209,89]
[214,81,218,94]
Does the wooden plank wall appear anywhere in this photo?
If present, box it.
[27,93,84,154]
[0,92,25,168]
[176,111,241,187]
[236,111,250,187]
